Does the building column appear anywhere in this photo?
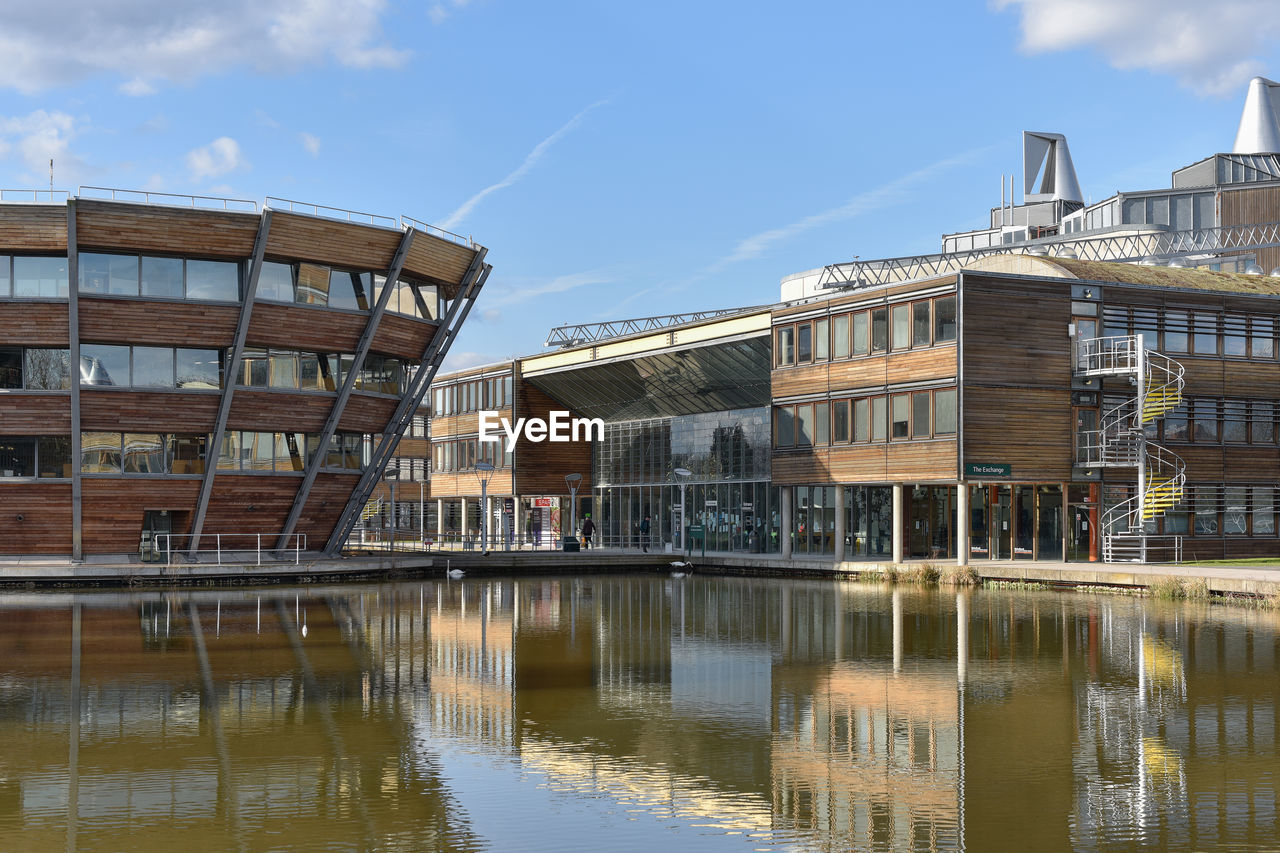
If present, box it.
[436,499,444,539]
[892,483,905,564]
[460,497,469,543]
[781,487,793,560]
[514,498,523,549]
[957,483,969,566]
[833,486,846,563]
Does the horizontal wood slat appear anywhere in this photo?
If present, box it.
[0,483,72,554]
[80,390,220,433]
[370,314,438,360]
[0,302,69,345]
[403,234,478,290]
[80,479,201,554]
[0,205,68,251]
[337,394,398,433]
[0,394,71,432]
[76,200,258,257]
[265,212,400,272]
[79,297,240,346]
[228,391,332,433]
[246,302,365,353]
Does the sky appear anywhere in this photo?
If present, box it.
[2,1,1280,370]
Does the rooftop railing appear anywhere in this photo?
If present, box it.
[399,214,474,248]
[266,195,397,228]
[78,185,258,211]
[0,189,70,203]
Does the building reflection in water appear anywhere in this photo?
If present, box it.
[0,578,1277,851]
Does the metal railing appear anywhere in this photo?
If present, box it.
[820,221,1280,289]
[1103,533,1183,564]
[545,306,770,348]
[399,214,475,248]
[266,196,397,229]
[78,186,258,211]
[348,526,581,552]
[156,532,307,566]
[0,188,70,203]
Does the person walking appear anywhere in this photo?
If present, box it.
[581,514,595,549]
[639,515,651,553]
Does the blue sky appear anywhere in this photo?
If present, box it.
[2,1,1279,369]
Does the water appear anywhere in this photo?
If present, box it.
[1,576,1277,852]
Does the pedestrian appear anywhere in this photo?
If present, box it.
[581,514,595,549]
[640,515,651,552]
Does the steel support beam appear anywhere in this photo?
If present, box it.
[276,228,416,551]
[188,210,273,555]
[544,305,768,349]
[67,201,82,560]
[324,254,489,553]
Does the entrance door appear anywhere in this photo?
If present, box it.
[141,510,173,563]
[1014,486,1035,559]
[1037,486,1064,561]
[994,487,1012,560]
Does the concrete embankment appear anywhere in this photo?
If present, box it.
[1,550,1278,596]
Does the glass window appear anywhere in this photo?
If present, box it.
[276,432,307,472]
[257,261,295,302]
[0,437,36,477]
[186,260,239,301]
[79,253,138,296]
[871,308,888,353]
[933,296,957,342]
[80,432,121,473]
[1224,486,1248,535]
[175,348,221,389]
[891,394,909,439]
[832,399,849,443]
[1193,400,1218,442]
[796,404,814,446]
[1254,486,1275,535]
[1193,313,1218,355]
[141,257,184,299]
[1223,401,1247,443]
[852,312,869,356]
[1163,310,1189,354]
[853,398,869,442]
[169,435,207,475]
[911,392,931,438]
[270,350,298,389]
[80,344,130,387]
[0,348,19,388]
[123,433,166,474]
[776,327,795,366]
[24,349,70,390]
[216,432,242,470]
[814,319,829,361]
[891,304,910,350]
[132,346,174,388]
[912,301,931,347]
[38,436,71,478]
[327,269,371,311]
[1223,315,1248,357]
[814,402,830,445]
[1194,489,1218,535]
[832,315,850,359]
[870,396,887,441]
[246,431,274,471]
[13,256,68,298]
[1252,401,1275,444]
[240,348,269,387]
[776,407,794,447]
[934,388,957,434]
[1252,317,1275,359]
[296,263,330,305]
[797,323,812,363]
[1164,412,1188,442]
[0,255,9,296]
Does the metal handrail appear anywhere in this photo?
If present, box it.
[265,196,397,229]
[0,189,70,203]
[78,186,258,211]
[399,214,475,248]
[157,532,306,566]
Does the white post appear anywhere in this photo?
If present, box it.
[834,486,846,563]
[679,483,687,551]
[256,533,261,566]
[957,483,970,566]
[481,481,489,552]
[781,488,793,559]
[892,483,905,565]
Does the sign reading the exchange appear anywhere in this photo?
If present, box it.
[966,462,1012,479]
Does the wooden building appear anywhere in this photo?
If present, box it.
[0,194,487,559]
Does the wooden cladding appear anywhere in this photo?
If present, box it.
[80,390,219,432]
[202,475,298,536]
[79,297,240,347]
[0,483,72,554]
[296,472,361,545]
[0,205,67,251]
[337,394,398,434]
[961,275,1072,387]
[247,302,365,352]
[0,394,71,432]
[76,200,258,258]
[370,313,437,360]
[772,441,958,485]
[772,349,957,400]
[513,379,591,495]
[265,212,401,273]
[80,479,201,554]
[228,390,332,433]
[963,386,1073,482]
[403,235,478,291]
[0,302,69,345]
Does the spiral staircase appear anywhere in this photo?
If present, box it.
[1074,335,1187,562]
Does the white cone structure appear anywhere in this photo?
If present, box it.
[1023,131,1083,204]
[1232,77,1280,154]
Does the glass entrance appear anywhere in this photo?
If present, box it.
[1036,485,1064,561]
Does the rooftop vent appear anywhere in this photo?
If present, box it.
[1245,262,1265,275]
[1139,256,1160,266]
[1023,132,1084,204]
[1054,247,1079,259]
[1233,77,1280,154]
[1025,246,1049,256]
[1167,257,1190,269]
[1270,267,1280,276]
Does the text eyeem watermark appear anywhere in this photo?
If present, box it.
[478,410,604,452]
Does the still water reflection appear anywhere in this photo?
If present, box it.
[1,577,1277,851]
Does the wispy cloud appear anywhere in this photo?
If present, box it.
[300,132,321,156]
[0,109,86,185]
[187,136,247,180]
[993,0,1279,96]
[707,146,992,274]
[487,270,613,307]
[440,98,610,230]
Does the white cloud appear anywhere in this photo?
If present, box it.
[440,98,610,229]
[442,350,503,372]
[300,132,321,156]
[428,0,472,25]
[186,137,247,180]
[0,110,85,185]
[709,147,990,272]
[994,0,1280,96]
[0,0,408,94]
[487,270,613,307]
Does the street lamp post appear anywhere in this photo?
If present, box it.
[384,466,400,552]
[475,462,495,554]
[565,473,582,550]
[674,467,692,551]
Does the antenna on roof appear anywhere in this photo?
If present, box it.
[50,159,53,195]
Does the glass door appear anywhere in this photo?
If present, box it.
[1036,485,1064,560]
[1014,486,1035,559]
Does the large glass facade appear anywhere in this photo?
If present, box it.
[592,407,777,552]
